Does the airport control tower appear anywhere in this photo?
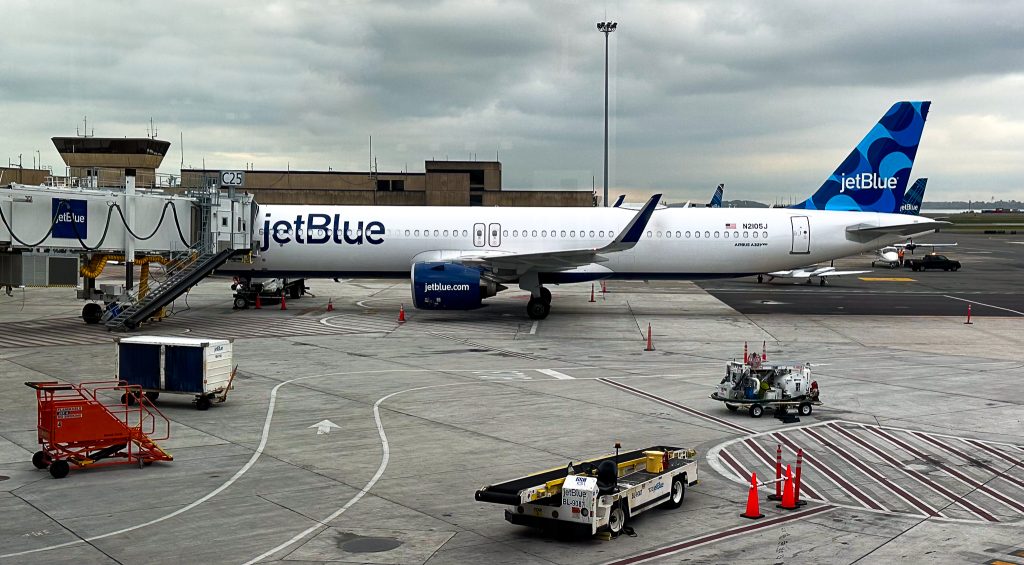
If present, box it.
[51,136,170,188]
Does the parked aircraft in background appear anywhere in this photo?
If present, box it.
[221,101,936,319]
[759,264,871,286]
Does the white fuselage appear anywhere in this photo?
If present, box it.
[221,205,936,281]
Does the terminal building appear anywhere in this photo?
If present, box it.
[13,135,595,207]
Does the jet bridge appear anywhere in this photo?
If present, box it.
[0,170,254,330]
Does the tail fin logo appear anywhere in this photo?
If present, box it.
[790,101,930,214]
[840,173,897,192]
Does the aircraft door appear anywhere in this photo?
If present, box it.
[790,216,810,254]
[473,223,486,247]
[488,223,501,247]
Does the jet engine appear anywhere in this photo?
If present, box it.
[411,262,504,310]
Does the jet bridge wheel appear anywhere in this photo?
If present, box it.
[527,298,550,320]
[82,303,103,324]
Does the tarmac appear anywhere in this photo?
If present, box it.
[1,233,1023,564]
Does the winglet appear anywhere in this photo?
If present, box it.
[612,194,625,208]
[602,194,661,252]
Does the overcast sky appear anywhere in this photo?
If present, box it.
[2,0,1022,203]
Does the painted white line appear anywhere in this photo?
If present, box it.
[529,321,539,335]
[244,382,460,564]
[943,295,1024,316]
[536,369,574,380]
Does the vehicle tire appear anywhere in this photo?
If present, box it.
[662,476,685,509]
[944,268,949,272]
[233,296,248,309]
[289,284,301,300]
[145,391,160,402]
[954,266,960,272]
[819,278,826,286]
[121,393,136,406]
[726,404,739,412]
[49,460,70,479]
[82,303,103,324]
[539,287,552,305]
[912,266,919,272]
[195,396,212,411]
[799,402,813,416]
[607,504,627,536]
[527,298,549,320]
[749,405,764,418]
[32,451,51,470]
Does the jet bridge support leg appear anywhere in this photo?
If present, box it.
[518,272,551,320]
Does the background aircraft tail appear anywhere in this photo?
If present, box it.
[899,178,927,215]
[790,101,930,213]
[707,184,724,208]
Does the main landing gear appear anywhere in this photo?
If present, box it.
[527,287,551,320]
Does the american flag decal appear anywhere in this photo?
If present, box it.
[725,223,736,229]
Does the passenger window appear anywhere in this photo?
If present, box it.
[513,230,518,237]
[404,229,410,236]
[589,230,595,237]
[647,230,653,238]
[753,231,758,238]
[414,230,420,236]
[743,231,749,238]
[666,231,672,239]
[433,230,439,237]
[675,231,681,238]
[542,230,547,237]
[462,230,468,237]
[685,231,691,238]
[763,231,768,239]
[705,231,710,238]
[695,231,701,238]
[561,230,566,237]
[657,231,662,238]
[724,231,730,238]
[443,230,449,237]
[570,230,575,237]
[715,231,720,238]
[532,230,537,237]
[503,230,508,237]
[599,231,605,237]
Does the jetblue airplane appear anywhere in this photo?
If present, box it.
[222,101,938,320]
[900,178,927,215]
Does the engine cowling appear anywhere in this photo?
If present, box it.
[411,262,502,310]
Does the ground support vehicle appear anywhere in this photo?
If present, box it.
[26,380,172,479]
[475,446,698,537]
[711,353,821,419]
[905,253,961,271]
[115,336,235,410]
[231,277,307,309]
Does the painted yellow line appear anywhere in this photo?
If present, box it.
[1013,549,1024,557]
[858,277,916,282]
[986,560,1017,565]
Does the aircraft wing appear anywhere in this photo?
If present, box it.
[847,221,949,238]
[894,242,958,248]
[455,194,662,273]
[818,269,872,277]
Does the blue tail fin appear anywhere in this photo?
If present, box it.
[899,178,927,215]
[707,184,724,208]
[790,101,930,213]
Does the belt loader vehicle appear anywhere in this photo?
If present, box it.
[475,445,698,536]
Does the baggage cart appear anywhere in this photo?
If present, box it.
[115,336,236,410]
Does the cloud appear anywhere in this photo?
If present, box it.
[1,0,1022,201]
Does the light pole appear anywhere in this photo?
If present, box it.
[597,21,617,207]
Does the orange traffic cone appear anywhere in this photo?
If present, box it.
[280,292,287,310]
[254,294,262,309]
[644,323,655,351]
[601,280,607,294]
[589,284,596,303]
[741,471,765,519]
[964,304,973,325]
[327,298,334,312]
[777,464,796,510]
[398,304,406,323]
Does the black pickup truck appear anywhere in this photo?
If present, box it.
[905,254,961,272]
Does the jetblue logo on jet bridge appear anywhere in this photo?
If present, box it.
[261,213,385,251]
[51,198,88,239]
[840,173,897,192]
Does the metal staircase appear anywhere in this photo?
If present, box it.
[104,245,237,331]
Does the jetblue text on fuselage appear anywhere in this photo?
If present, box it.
[261,213,385,250]
[840,173,898,192]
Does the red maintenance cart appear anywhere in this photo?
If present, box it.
[26,380,173,479]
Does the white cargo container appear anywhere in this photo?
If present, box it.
[114,336,235,410]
